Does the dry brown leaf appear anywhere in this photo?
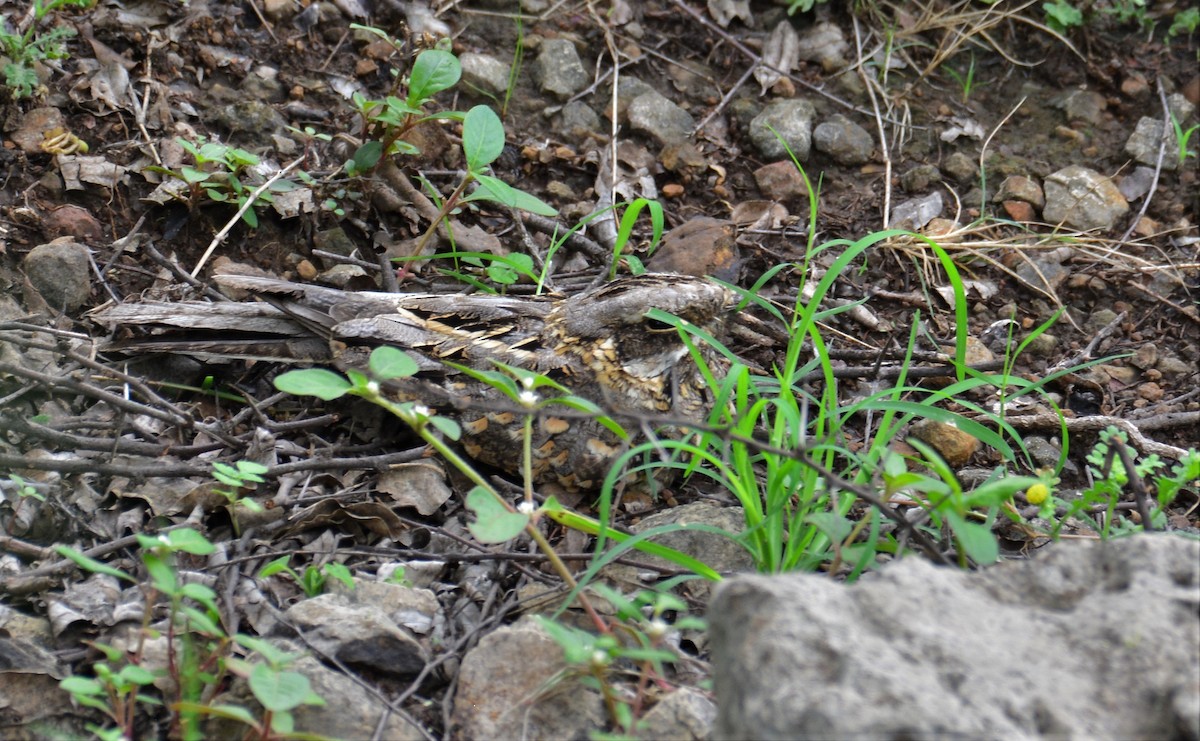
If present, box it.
[756,20,799,95]
[377,462,452,516]
[283,498,412,543]
[707,0,751,27]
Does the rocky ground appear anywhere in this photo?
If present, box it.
[0,0,1197,738]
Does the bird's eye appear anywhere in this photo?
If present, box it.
[646,317,675,332]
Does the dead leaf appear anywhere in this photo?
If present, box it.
[377,462,452,516]
[707,0,751,27]
[648,217,740,280]
[730,200,789,230]
[57,155,129,190]
[270,187,315,218]
[283,498,412,543]
[756,20,800,95]
[934,280,998,306]
[939,116,986,142]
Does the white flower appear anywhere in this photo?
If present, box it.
[518,390,539,407]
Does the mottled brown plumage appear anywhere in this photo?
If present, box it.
[96,273,736,492]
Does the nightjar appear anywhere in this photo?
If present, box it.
[96,273,736,493]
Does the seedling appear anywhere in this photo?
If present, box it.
[56,528,332,739]
[1170,112,1199,164]
[944,52,984,103]
[211,459,269,535]
[0,0,91,99]
[147,137,301,228]
[258,556,355,598]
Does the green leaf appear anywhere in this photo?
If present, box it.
[142,552,178,594]
[119,664,158,686]
[236,635,301,668]
[274,368,352,400]
[534,616,597,665]
[322,562,355,590]
[462,105,505,171]
[249,664,312,712]
[181,605,223,635]
[60,676,104,696]
[236,460,269,480]
[369,346,419,380]
[486,262,518,285]
[180,702,259,727]
[947,512,999,565]
[470,174,558,216]
[614,198,664,257]
[407,49,461,105]
[964,476,1042,508]
[429,415,462,441]
[258,555,294,580]
[180,166,210,184]
[55,546,135,582]
[347,140,382,174]
[806,512,854,543]
[465,486,528,543]
[166,527,216,555]
[141,549,177,594]
[180,582,220,614]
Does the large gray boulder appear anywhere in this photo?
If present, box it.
[710,535,1200,740]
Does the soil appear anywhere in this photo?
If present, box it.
[0,1,1197,738]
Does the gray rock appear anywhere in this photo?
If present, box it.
[1058,89,1106,124]
[240,65,284,103]
[628,90,695,145]
[23,238,91,312]
[890,192,943,230]
[711,535,1200,741]
[794,22,849,71]
[637,687,716,740]
[535,38,588,100]
[1157,355,1193,376]
[748,99,816,160]
[1168,92,1196,123]
[208,640,424,740]
[212,99,287,137]
[281,593,427,677]
[631,503,754,600]
[313,226,358,261]
[812,114,873,165]
[1024,331,1059,357]
[1131,343,1158,370]
[1015,246,1071,291]
[993,174,1045,208]
[1043,165,1129,231]
[1024,436,1078,478]
[614,76,657,117]
[1085,308,1120,335]
[728,97,762,129]
[556,100,601,136]
[753,160,808,200]
[460,52,511,95]
[329,579,441,635]
[900,164,941,193]
[453,616,604,739]
[1125,117,1176,171]
[942,151,977,183]
[1118,166,1157,201]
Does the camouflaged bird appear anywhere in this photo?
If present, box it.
[96,273,736,493]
